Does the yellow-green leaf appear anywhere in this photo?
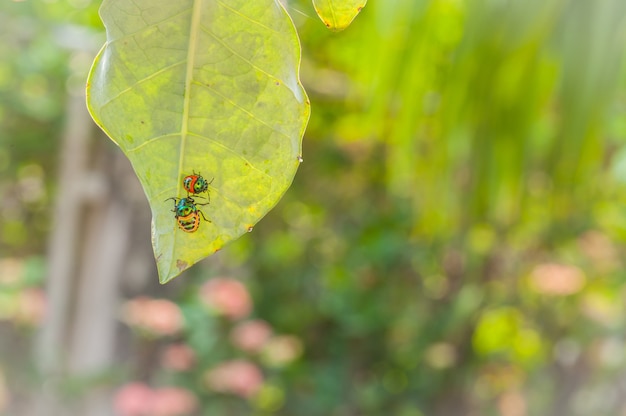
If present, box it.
[86,0,310,283]
[312,0,367,31]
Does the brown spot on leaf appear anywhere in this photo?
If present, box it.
[176,259,188,272]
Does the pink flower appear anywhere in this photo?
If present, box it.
[161,344,196,372]
[199,278,252,320]
[14,288,46,326]
[113,383,198,416]
[230,320,273,353]
[529,263,585,296]
[498,390,527,416]
[113,382,153,416]
[204,360,263,398]
[150,387,198,416]
[121,297,184,337]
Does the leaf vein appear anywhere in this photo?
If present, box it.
[214,0,280,34]
[186,132,272,180]
[99,60,186,109]
[126,133,179,153]
[108,7,193,43]
[198,25,285,87]
[191,81,290,140]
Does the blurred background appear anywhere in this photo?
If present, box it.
[2,0,626,415]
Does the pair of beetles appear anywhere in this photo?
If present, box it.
[167,173,212,233]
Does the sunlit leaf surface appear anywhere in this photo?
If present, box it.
[87,0,310,283]
[312,0,366,31]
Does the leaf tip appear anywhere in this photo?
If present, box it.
[158,269,175,285]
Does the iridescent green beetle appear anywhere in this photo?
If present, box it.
[166,196,209,233]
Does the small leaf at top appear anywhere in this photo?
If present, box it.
[86,0,310,283]
[312,0,367,31]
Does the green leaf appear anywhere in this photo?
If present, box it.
[86,0,310,283]
[312,0,367,31]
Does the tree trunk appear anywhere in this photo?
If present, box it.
[32,88,152,416]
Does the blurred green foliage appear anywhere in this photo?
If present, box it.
[0,0,101,255]
[3,0,626,415]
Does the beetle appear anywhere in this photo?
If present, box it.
[166,196,209,233]
[175,211,202,233]
[183,172,213,200]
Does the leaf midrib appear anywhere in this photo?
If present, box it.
[170,0,203,272]
[179,0,204,180]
